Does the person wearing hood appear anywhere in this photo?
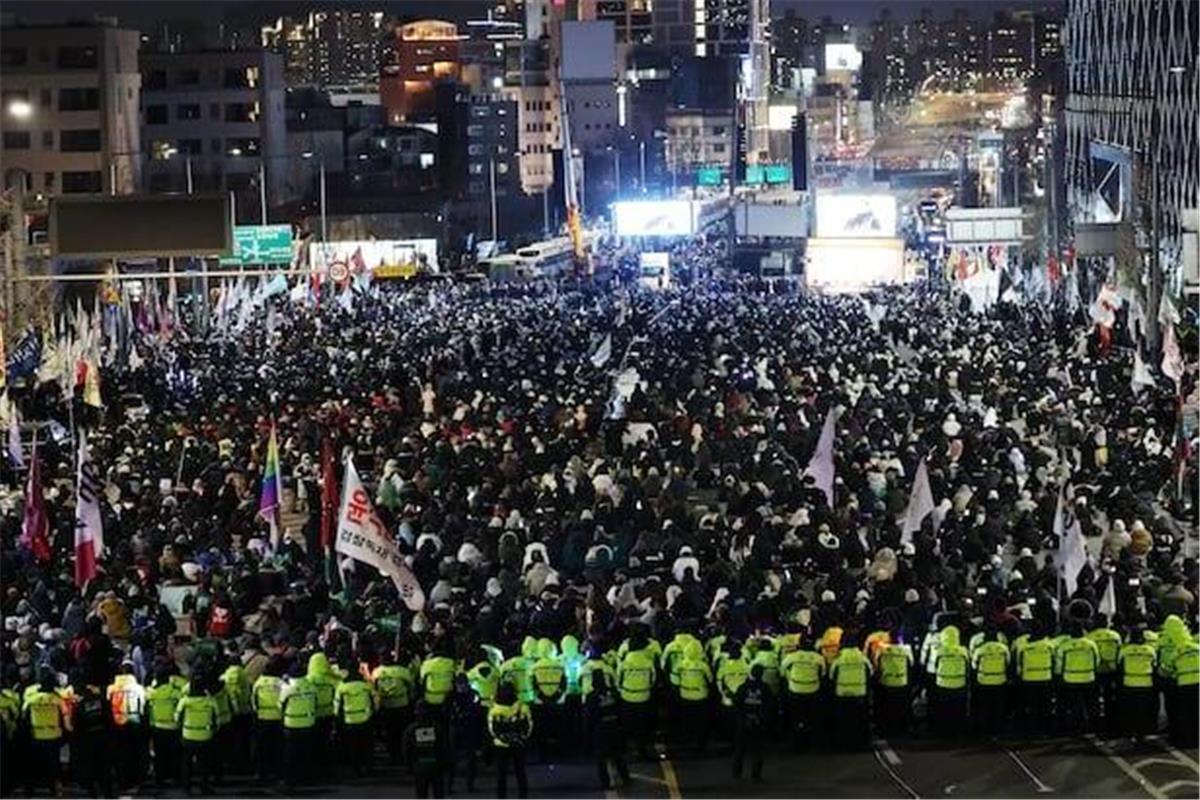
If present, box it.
[672,639,714,757]
[1157,614,1194,743]
[306,651,342,764]
[931,625,968,737]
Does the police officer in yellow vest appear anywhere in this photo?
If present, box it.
[674,640,713,755]
[209,672,233,783]
[175,681,219,795]
[374,650,416,762]
[531,638,566,757]
[1015,623,1054,734]
[830,633,871,750]
[932,625,968,737]
[970,628,1009,735]
[0,672,23,797]
[1056,622,1099,734]
[1117,627,1157,738]
[1087,613,1122,735]
[617,631,657,761]
[781,642,825,748]
[716,638,751,744]
[875,639,912,737]
[22,669,70,798]
[306,652,342,763]
[280,662,318,790]
[251,659,286,781]
[146,665,183,790]
[488,682,533,799]
[421,646,459,708]
[1169,632,1198,746]
[335,668,376,776]
[220,658,253,775]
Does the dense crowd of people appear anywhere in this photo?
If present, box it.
[0,268,1196,798]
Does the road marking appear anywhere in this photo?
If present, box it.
[630,772,669,787]
[1145,736,1200,770]
[1088,735,1168,800]
[604,761,620,800]
[1133,758,1193,771]
[656,743,683,799]
[1158,779,1200,795]
[873,747,921,799]
[998,742,1055,794]
[873,738,903,767]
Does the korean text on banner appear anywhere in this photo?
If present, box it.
[335,458,425,611]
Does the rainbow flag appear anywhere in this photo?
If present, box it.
[258,424,282,545]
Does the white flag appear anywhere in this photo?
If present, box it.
[74,433,104,586]
[803,409,836,507]
[901,458,935,546]
[589,333,613,368]
[3,396,22,468]
[1099,575,1117,619]
[1054,484,1087,597]
[1161,324,1183,390]
[1131,349,1155,392]
[336,458,425,611]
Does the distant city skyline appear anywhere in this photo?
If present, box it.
[776,0,1064,23]
[5,0,1065,30]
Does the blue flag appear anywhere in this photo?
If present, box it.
[5,330,41,386]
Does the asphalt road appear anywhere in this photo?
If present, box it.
[96,733,1197,799]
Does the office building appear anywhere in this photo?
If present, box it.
[380,20,461,124]
[1065,0,1197,280]
[0,20,142,195]
[140,50,288,214]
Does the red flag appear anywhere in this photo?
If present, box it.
[320,436,337,553]
[21,444,52,564]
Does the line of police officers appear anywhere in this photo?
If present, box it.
[1,612,1196,797]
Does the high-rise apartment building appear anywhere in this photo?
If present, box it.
[262,10,386,89]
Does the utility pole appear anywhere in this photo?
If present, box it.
[259,161,268,225]
[319,158,328,242]
[488,157,498,242]
[613,147,621,201]
[185,156,194,194]
[639,140,646,193]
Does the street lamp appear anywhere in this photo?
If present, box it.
[7,98,32,120]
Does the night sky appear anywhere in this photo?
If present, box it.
[6,0,1064,29]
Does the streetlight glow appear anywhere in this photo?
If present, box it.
[7,98,33,120]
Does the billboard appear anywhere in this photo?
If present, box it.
[945,207,1024,244]
[806,238,907,291]
[824,44,862,72]
[816,194,897,238]
[768,104,799,131]
[50,194,230,258]
[613,201,694,237]
[734,203,807,238]
[312,238,439,276]
[220,225,294,266]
